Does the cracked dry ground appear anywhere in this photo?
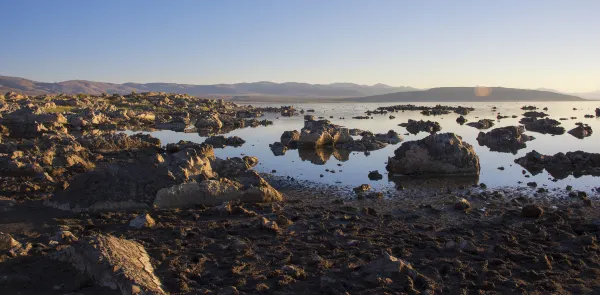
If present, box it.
[2,185,600,294]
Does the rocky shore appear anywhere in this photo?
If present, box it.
[1,92,600,294]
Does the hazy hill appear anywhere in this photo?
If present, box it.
[0,75,416,98]
[346,87,584,102]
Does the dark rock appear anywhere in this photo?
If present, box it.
[521,204,544,218]
[386,133,480,175]
[368,170,383,180]
[467,119,495,129]
[401,119,441,134]
[568,123,593,139]
[476,126,534,153]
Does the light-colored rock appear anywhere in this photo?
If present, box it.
[0,232,21,251]
[154,179,244,208]
[54,234,165,294]
[129,214,156,229]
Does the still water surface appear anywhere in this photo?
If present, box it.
[124,101,600,191]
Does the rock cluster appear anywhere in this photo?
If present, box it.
[515,150,600,179]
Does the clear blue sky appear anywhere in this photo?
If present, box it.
[1,0,599,92]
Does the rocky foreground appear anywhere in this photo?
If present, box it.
[1,92,600,294]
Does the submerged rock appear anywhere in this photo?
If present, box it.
[476,126,535,153]
[386,133,480,175]
[54,234,166,294]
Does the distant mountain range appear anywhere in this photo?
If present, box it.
[346,87,584,102]
[536,88,600,100]
[0,75,593,102]
[0,75,417,98]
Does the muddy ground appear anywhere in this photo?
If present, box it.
[2,177,600,295]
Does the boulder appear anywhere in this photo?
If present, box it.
[205,135,246,148]
[568,123,593,139]
[280,130,300,146]
[212,156,258,177]
[476,126,535,153]
[154,179,244,208]
[269,142,288,156]
[79,133,161,153]
[129,214,156,229]
[466,119,495,129]
[0,232,21,251]
[54,234,165,294]
[154,172,283,208]
[521,118,565,135]
[195,112,223,129]
[374,130,403,144]
[297,120,352,147]
[48,148,214,211]
[456,116,467,124]
[386,133,480,175]
[401,119,441,134]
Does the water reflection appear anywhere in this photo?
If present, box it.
[297,147,350,164]
[388,174,479,189]
[122,101,600,191]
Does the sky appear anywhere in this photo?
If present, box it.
[1,0,599,92]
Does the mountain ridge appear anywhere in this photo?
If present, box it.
[345,87,584,102]
[0,75,416,98]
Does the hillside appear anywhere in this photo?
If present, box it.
[0,75,416,98]
[346,87,584,102]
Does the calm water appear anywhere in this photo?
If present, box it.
[124,101,600,191]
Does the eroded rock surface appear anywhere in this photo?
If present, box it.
[386,133,480,175]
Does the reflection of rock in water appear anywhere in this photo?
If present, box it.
[332,148,350,162]
[297,147,351,164]
[298,147,332,165]
[388,174,479,189]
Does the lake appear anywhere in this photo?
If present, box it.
[124,101,600,192]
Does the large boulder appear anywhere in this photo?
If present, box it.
[211,156,258,177]
[297,120,352,147]
[154,172,283,208]
[47,148,214,211]
[476,126,534,153]
[154,178,244,208]
[54,234,165,294]
[386,133,480,175]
